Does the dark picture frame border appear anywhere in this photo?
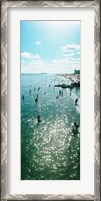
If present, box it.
[0,0,100,201]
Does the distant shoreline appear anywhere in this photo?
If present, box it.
[21,73,80,76]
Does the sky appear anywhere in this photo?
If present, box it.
[21,21,80,74]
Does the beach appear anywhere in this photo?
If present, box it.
[21,73,80,180]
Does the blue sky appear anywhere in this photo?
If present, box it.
[21,21,80,74]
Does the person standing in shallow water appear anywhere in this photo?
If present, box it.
[71,123,79,134]
[74,123,79,130]
[22,95,24,100]
[75,98,78,105]
[59,90,61,96]
[35,97,38,103]
[35,95,38,103]
[37,115,41,125]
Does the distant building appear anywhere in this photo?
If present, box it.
[74,69,80,74]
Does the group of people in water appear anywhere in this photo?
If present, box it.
[22,84,79,132]
[71,90,79,133]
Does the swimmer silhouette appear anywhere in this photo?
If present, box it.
[29,90,31,94]
[75,98,78,105]
[37,115,41,124]
[59,90,61,96]
[74,123,79,130]
[22,95,24,100]
[71,123,79,134]
[35,97,38,103]
[35,94,39,103]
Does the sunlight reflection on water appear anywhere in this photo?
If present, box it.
[21,74,80,180]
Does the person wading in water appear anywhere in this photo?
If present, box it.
[75,98,78,105]
[37,115,41,125]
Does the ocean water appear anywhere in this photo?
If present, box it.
[21,74,80,180]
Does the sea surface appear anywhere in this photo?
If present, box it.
[21,73,80,180]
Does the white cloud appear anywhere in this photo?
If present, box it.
[21,57,80,74]
[65,57,80,62]
[33,54,40,59]
[21,52,32,59]
[21,47,80,74]
[53,58,70,65]
[31,59,44,65]
[35,41,41,45]
[63,53,75,57]
[52,58,80,66]
[61,44,80,55]
[21,52,40,59]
